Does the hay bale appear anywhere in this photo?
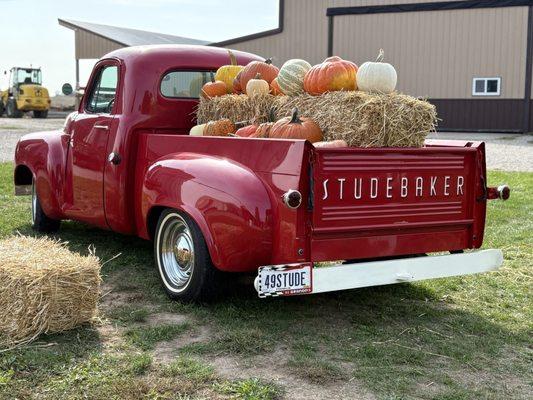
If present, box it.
[272,92,436,147]
[196,94,276,124]
[197,91,437,147]
[0,236,101,349]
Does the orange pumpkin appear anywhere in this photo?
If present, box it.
[201,72,227,99]
[235,124,258,137]
[250,122,274,138]
[269,108,323,143]
[270,78,283,95]
[203,119,236,136]
[303,56,358,95]
[238,58,279,90]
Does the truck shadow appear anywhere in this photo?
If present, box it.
[9,220,525,396]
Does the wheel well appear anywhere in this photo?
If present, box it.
[146,206,167,241]
[14,165,33,186]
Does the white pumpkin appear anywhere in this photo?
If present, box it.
[190,123,206,136]
[277,59,312,96]
[246,73,270,97]
[356,49,397,94]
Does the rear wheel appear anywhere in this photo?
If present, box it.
[6,98,22,118]
[154,209,219,302]
[33,110,48,118]
[0,101,4,117]
[31,179,60,232]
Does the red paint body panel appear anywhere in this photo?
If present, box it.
[14,45,493,273]
[310,145,486,261]
[135,135,310,270]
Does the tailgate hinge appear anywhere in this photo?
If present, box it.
[308,152,315,210]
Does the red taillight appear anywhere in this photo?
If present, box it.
[487,185,510,201]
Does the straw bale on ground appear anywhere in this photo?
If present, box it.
[0,236,101,349]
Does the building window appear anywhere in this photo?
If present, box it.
[472,77,501,96]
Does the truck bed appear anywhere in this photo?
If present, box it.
[135,134,488,268]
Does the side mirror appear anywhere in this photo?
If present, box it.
[3,71,6,75]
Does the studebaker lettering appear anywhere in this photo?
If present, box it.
[321,175,465,201]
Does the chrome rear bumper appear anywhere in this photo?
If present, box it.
[254,249,503,297]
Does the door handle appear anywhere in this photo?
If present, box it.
[94,124,109,130]
[108,152,121,165]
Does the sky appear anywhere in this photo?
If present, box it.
[0,0,278,95]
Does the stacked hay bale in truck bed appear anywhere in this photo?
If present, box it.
[194,50,437,147]
[197,92,436,148]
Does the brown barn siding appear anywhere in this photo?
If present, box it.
[75,30,123,60]
[432,99,524,132]
[218,0,532,132]
[332,6,529,99]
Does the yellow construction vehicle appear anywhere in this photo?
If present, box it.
[0,67,50,118]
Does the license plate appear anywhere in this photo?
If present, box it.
[257,263,313,297]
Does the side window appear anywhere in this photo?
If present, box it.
[160,71,214,98]
[86,65,118,113]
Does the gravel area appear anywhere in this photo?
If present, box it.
[0,117,66,162]
[428,132,532,172]
[1,117,531,171]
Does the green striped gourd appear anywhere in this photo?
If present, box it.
[277,59,312,96]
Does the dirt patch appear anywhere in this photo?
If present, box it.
[145,312,190,326]
[209,347,376,400]
[99,282,147,310]
[447,367,532,399]
[95,322,126,353]
[154,325,211,364]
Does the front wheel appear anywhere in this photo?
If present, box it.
[31,179,60,232]
[154,209,219,302]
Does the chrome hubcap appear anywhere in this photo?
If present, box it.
[31,182,37,224]
[160,215,195,291]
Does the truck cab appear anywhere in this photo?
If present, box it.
[14,45,508,302]
[1,67,50,118]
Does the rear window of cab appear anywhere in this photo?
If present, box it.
[160,71,216,99]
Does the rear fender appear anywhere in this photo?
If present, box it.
[14,131,68,219]
[141,152,273,272]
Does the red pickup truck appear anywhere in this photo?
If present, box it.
[14,45,509,301]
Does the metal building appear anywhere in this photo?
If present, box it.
[58,19,209,90]
[214,0,533,133]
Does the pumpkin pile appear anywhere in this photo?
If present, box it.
[196,50,436,147]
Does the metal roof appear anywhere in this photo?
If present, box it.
[58,18,209,46]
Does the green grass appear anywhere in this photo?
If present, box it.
[106,304,151,323]
[125,324,191,351]
[161,357,215,383]
[0,125,22,130]
[216,378,283,400]
[0,162,531,399]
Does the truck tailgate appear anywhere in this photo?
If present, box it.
[310,142,487,261]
